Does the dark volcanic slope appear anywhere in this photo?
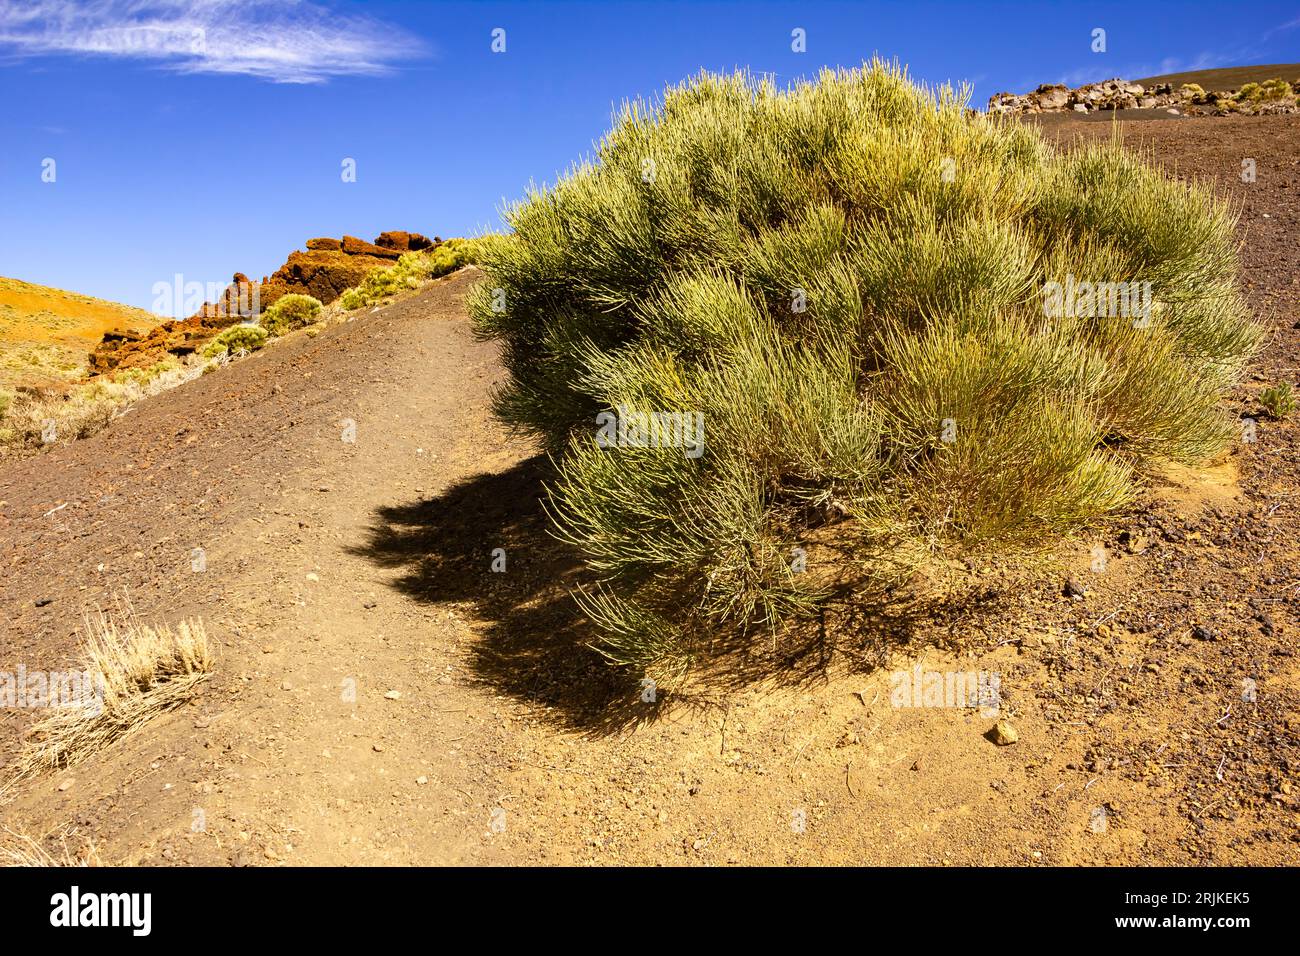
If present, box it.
[1133,64,1300,92]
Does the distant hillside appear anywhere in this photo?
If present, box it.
[1133,64,1300,91]
[0,277,160,390]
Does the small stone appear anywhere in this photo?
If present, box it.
[1192,625,1216,641]
[416,776,428,785]
[384,690,401,700]
[281,680,293,691]
[363,600,377,609]
[1063,578,1086,600]
[261,645,275,654]
[57,778,74,792]
[35,597,53,607]
[989,721,1019,746]
[305,572,320,583]
[373,743,385,752]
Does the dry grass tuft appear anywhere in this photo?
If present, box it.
[11,612,212,780]
[0,827,102,867]
[0,356,207,460]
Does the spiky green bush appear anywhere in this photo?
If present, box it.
[1236,78,1293,104]
[1259,382,1294,419]
[470,62,1261,674]
[261,293,322,336]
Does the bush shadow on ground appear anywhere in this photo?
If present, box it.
[348,454,1018,734]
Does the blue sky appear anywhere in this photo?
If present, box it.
[1,0,1297,315]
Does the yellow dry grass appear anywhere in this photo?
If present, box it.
[0,827,102,867]
[9,612,213,781]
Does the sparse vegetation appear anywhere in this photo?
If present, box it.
[1204,77,1296,112]
[0,357,205,457]
[470,61,1261,674]
[200,323,269,358]
[9,611,212,780]
[111,356,181,388]
[1236,79,1292,103]
[0,827,102,867]
[1259,382,1294,419]
[260,293,323,336]
[338,238,483,310]
[0,276,160,393]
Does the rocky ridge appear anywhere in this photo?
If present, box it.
[88,231,440,376]
[988,76,1300,117]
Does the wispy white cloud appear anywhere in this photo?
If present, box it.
[0,0,426,83]
[1261,15,1300,40]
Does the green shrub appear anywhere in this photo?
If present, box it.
[424,237,482,278]
[261,293,322,336]
[1259,382,1294,419]
[201,324,269,358]
[1235,80,1292,104]
[470,62,1261,674]
[1261,78,1292,100]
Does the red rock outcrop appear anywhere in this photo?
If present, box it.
[375,231,438,253]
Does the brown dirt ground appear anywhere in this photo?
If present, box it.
[0,116,1297,866]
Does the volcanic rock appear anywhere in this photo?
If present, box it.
[88,231,441,377]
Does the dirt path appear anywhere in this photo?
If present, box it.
[2,118,1298,866]
[1,270,524,864]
